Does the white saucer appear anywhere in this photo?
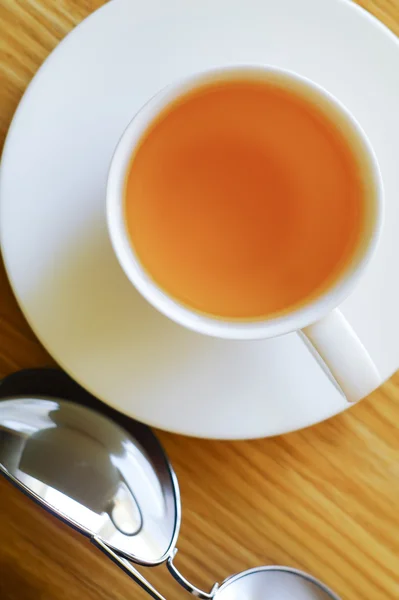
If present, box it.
[1,0,399,439]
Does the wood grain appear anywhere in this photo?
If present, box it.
[0,1,399,599]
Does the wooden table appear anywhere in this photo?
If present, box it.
[1,1,399,598]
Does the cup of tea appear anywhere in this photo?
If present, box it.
[107,65,383,403]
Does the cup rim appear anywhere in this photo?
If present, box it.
[106,64,384,340]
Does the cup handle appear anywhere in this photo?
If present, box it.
[301,308,381,402]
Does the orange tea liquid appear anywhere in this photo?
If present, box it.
[124,79,364,320]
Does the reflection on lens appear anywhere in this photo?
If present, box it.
[215,567,340,600]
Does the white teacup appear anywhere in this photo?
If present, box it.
[107,66,383,403]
